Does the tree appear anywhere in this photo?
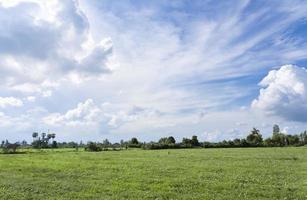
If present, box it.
[271,133,287,146]
[264,138,274,147]
[21,140,27,147]
[31,131,56,149]
[86,142,102,152]
[32,132,38,142]
[41,132,46,140]
[167,136,176,144]
[191,135,200,146]
[103,139,110,145]
[300,131,307,145]
[233,138,241,147]
[273,124,280,135]
[182,138,192,147]
[240,139,249,147]
[120,140,124,148]
[130,138,139,145]
[127,137,140,148]
[102,139,111,149]
[32,139,42,149]
[51,133,56,142]
[158,137,169,144]
[51,141,58,148]
[246,128,263,146]
[47,134,52,143]
[2,142,20,154]
[287,134,300,146]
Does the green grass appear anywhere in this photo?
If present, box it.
[0,148,306,200]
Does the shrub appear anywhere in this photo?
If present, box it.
[2,143,20,154]
[85,142,102,152]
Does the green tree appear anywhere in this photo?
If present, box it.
[182,138,192,147]
[167,136,176,144]
[47,134,52,143]
[246,128,263,146]
[32,132,38,142]
[264,138,274,147]
[233,138,241,147]
[271,133,287,146]
[130,137,139,145]
[300,131,307,145]
[159,136,176,145]
[86,142,102,152]
[2,142,20,154]
[191,135,200,146]
[41,132,46,140]
[273,124,280,135]
[102,139,111,149]
[51,141,58,148]
[286,134,300,146]
[158,137,169,144]
[51,133,56,140]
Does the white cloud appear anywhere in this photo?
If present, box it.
[43,99,102,126]
[282,126,290,134]
[0,0,113,97]
[0,112,27,128]
[252,65,307,121]
[107,106,161,128]
[0,97,23,108]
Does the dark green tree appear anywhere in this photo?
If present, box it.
[130,137,139,145]
[300,131,307,145]
[158,137,169,144]
[246,128,263,146]
[271,133,287,146]
[191,135,200,146]
[273,124,280,135]
[182,138,192,147]
[167,136,176,144]
[32,132,38,142]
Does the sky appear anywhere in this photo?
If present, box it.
[1,0,307,142]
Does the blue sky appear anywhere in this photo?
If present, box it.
[1,0,307,142]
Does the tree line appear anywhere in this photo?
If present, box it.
[1,124,307,153]
[85,125,307,151]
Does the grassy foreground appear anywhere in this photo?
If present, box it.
[0,148,306,200]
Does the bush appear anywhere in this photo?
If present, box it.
[142,142,181,150]
[85,142,102,152]
[2,143,20,154]
[51,141,58,148]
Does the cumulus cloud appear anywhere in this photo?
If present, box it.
[252,65,307,121]
[0,97,23,108]
[0,0,113,96]
[0,112,29,129]
[43,97,162,130]
[107,106,162,128]
[43,99,102,126]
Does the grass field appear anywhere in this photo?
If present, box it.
[0,148,307,200]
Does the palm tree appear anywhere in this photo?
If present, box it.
[51,133,56,142]
[251,128,260,135]
[41,132,46,140]
[32,132,38,142]
[47,134,52,143]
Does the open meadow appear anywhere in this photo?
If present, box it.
[0,147,307,200]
